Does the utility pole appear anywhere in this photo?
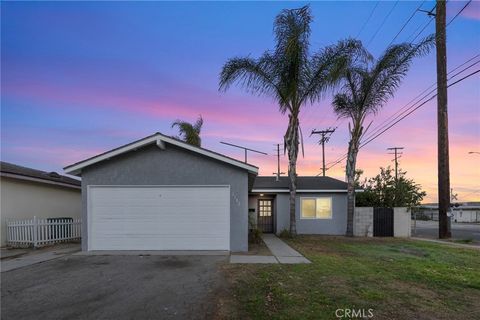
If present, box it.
[387,147,404,181]
[388,147,404,206]
[272,143,286,181]
[436,0,451,238]
[311,128,335,176]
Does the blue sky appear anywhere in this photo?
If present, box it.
[1,1,479,202]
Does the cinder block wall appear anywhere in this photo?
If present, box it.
[394,207,411,237]
[354,207,373,237]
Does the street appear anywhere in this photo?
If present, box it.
[412,220,480,246]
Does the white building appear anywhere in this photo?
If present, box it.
[1,161,81,246]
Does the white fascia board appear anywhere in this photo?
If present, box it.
[64,133,258,175]
[156,139,166,150]
[64,136,158,175]
[157,135,258,174]
[251,189,364,193]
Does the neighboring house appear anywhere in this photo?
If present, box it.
[1,162,81,247]
[415,202,480,223]
[249,176,349,235]
[452,205,480,223]
[64,132,350,252]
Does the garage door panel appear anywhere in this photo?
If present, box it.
[91,237,228,251]
[89,186,230,250]
[93,222,229,235]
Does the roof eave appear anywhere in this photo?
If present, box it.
[64,133,259,176]
[1,172,81,189]
[250,189,364,193]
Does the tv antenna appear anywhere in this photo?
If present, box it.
[220,141,268,163]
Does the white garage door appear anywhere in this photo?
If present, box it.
[88,186,230,250]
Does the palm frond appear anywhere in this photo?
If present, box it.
[171,117,202,147]
[333,35,434,123]
[362,34,435,114]
[301,39,368,105]
[218,54,290,112]
[193,115,203,133]
[274,5,312,112]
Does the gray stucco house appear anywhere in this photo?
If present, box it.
[249,176,348,235]
[64,132,349,252]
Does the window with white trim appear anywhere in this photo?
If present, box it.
[300,197,332,219]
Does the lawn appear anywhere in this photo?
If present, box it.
[216,236,480,320]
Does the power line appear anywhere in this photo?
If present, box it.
[324,68,480,172]
[411,16,434,43]
[366,1,399,48]
[406,3,436,43]
[447,0,472,26]
[324,54,480,170]
[388,0,426,47]
[360,69,479,152]
[356,1,380,38]
[362,55,480,145]
[363,56,480,143]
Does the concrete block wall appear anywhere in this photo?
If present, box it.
[354,207,373,237]
[394,207,411,237]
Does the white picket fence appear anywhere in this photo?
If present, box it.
[7,217,81,248]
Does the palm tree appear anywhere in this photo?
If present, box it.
[171,115,203,147]
[332,36,434,236]
[219,6,360,235]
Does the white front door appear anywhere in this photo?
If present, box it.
[88,186,230,250]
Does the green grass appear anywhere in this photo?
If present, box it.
[453,238,474,244]
[218,236,480,320]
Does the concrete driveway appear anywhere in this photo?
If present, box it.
[1,254,227,320]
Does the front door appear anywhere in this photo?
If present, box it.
[258,199,274,233]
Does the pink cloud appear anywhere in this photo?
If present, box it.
[461,1,480,20]
[7,145,104,170]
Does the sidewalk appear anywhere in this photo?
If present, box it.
[1,244,81,272]
[230,234,310,264]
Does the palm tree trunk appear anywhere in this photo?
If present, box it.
[345,136,360,237]
[285,114,299,236]
[288,152,298,236]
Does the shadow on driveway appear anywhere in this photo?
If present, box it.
[1,254,227,319]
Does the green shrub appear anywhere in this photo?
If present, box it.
[279,229,292,239]
[249,228,262,244]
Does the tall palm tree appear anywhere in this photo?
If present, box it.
[332,36,434,236]
[171,115,203,147]
[219,5,360,235]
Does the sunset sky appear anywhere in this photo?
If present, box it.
[2,1,479,203]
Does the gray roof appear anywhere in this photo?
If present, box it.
[1,161,81,187]
[253,176,348,190]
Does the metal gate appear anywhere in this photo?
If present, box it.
[258,199,274,233]
[373,207,394,237]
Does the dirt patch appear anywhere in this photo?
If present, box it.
[396,246,429,257]
[232,239,272,256]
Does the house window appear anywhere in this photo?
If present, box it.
[300,197,332,219]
